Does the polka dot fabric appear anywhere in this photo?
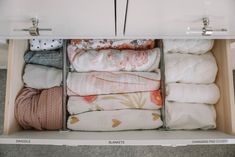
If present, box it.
[30,39,63,51]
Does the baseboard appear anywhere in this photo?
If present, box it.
[0,65,7,69]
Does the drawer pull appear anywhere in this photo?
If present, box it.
[14,18,52,36]
[187,17,227,36]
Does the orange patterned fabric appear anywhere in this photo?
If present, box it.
[70,39,155,50]
[68,90,162,114]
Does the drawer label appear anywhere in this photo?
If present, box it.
[108,140,125,145]
[192,139,228,144]
[16,139,31,144]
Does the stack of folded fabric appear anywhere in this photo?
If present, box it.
[164,39,220,130]
[14,39,64,130]
[67,39,163,131]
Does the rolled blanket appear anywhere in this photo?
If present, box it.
[68,90,162,114]
[166,83,220,104]
[15,87,62,130]
[163,39,214,54]
[165,52,218,84]
[23,64,62,89]
[70,39,155,50]
[67,71,161,96]
[67,46,160,72]
[24,50,62,69]
[165,101,216,130]
[67,109,163,131]
[30,39,63,51]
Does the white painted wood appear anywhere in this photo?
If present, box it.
[0,0,115,38]
[123,0,235,38]
[0,130,235,146]
[116,0,127,37]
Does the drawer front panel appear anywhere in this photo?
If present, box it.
[0,0,115,38]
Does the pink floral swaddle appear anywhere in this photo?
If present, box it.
[67,71,161,96]
[67,45,160,72]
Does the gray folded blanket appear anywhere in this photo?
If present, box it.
[24,50,63,69]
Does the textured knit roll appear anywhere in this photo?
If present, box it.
[15,87,62,130]
[24,50,63,69]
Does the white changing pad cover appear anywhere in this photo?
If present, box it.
[163,39,214,54]
[166,83,220,104]
[166,101,216,130]
[165,52,218,84]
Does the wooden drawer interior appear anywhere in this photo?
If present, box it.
[2,39,235,141]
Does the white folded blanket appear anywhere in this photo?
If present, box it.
[67,46,160,72]
[23,64,62,89]
[68,90,162,114]
[163,39,214,54]
[67,109,163,131]
[166,101,216,130]
[165,52,218,84]
[67,71,161,96]
[166,83,220,104]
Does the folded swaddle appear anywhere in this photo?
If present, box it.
[166,83,220,104]
[24,50,62,69]
[23,64,62,89]
[67,71,161,96]
[165,101,216,130]
[70,39,155,50]
[15,87,62,130]
[67,46,160,72]
[163,39,214,54]
[30,39,63,51]
[68,109,163,131]
[68,90,162,114]
[165,52,218,83]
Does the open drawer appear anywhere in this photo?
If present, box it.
[0,39,235,146]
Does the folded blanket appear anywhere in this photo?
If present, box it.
[15,87,62,130]
[67,109,163,131]
[23,64,62,89]
[166,83,220,104]
[163,39,214,54]
[68,90,162,114]
[67,71,161,96]
[68,46,160,72]
[166,101,216,130]
[165,52,218,84]
[24,50,62,69]
[70,39,155,50]
[30,39,63,51]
